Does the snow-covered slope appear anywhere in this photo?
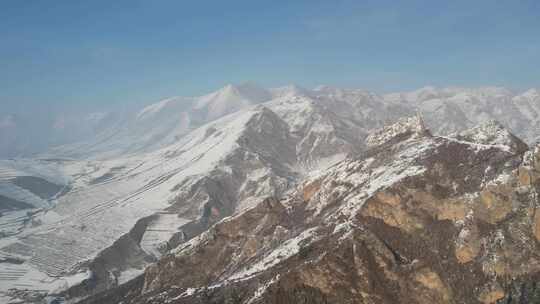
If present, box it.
[0,108,280,296]
[193,83,272,122]
[269,84,540,162]
[0,159,69,211]
[46,84,273,160]
[266,86,412,170]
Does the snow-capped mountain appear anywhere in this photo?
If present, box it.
[192,83,272,122]
[1,83,540,303]
[2,85,540,160]
[45,83,274,160]
[386,86,540,143]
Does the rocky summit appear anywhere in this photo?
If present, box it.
[79,117,540,304]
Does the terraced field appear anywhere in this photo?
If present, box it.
[140,213,189,258]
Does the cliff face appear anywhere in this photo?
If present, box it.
[82,118,540,304]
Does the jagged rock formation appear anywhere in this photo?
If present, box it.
[365,115,430,148]
[82,118,540,304]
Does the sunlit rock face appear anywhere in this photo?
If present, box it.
[80,118,540,304]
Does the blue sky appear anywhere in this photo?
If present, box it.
[1,0,539,112]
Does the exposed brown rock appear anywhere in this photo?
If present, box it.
[361,191,422,233]
[412,191,470,221]
[413,268,452,303]
[302,179,322,201]
[478,283,505,304]
[476,185,513,224]
[519,166,533,186]
[455,225,481,264]
[534,209,540,242]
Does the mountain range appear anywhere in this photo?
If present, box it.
[2,85,540,160]
[1,84,540,304]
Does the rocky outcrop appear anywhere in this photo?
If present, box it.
[452,120,529,154]
[365,114,430,148]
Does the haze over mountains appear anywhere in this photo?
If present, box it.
[2,84,540,159]
[1,83,540,303]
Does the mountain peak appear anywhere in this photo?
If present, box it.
[220,83,236,92]
[193,84,271,121]
[365,114,430,148]
[215,83,240,98]
[136,96,186,120]
[270,84,309,98]
[453,119,528,153]
[211,82,271,102]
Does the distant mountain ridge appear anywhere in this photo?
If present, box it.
[2,84,540,159]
